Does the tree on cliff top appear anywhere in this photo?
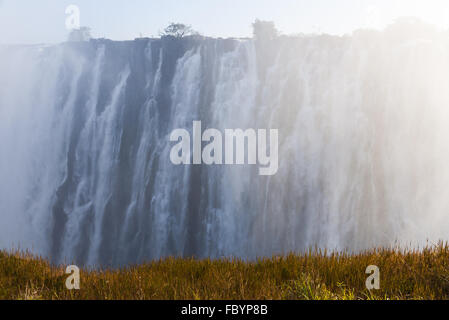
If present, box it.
[160,23,198,38]
[68,27,92,42]
[252,19,278,41]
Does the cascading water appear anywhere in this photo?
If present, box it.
[1,23,449,267]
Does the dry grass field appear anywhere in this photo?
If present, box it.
[1,244,449,300]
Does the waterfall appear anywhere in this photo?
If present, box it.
[1,26,449,267]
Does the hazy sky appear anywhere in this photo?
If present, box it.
[1,0,449,44]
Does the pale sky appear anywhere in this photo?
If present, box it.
[1,0,449,44]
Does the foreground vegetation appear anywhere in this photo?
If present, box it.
[1,244,449,300]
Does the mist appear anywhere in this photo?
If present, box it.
[1,19,449,266]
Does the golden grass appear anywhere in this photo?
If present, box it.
[1,244,449,300]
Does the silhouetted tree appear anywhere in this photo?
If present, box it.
[161,23,198,38]
[68,27,92,42]
[252,19,278,41]
[385,17,435,39]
